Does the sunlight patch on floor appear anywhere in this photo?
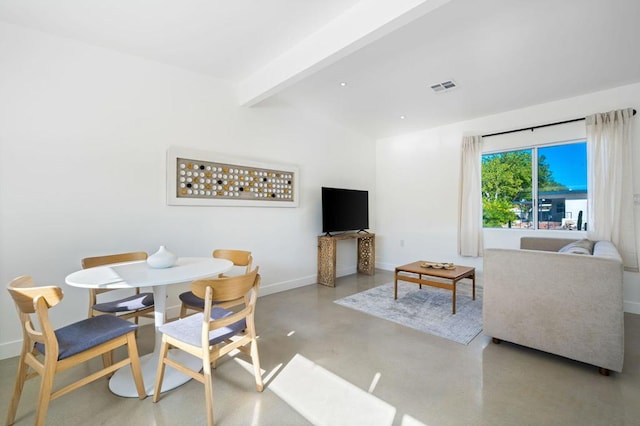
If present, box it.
[269,353,396,426]
[401,414,428,426]
[368,371,382,393]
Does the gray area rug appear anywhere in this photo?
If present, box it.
[335,282,482,345]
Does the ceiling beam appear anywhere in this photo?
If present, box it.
[236,0,452,107]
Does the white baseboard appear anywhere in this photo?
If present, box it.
[163,273,319,322]
[258,273,318,297]
[375,262,395,272]
[4,269,638,361]
[624,300,640,315]
[0,339,22,361]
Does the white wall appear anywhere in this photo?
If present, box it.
[0,22,375,359]
[376,82,640,314]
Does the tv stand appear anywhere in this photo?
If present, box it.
[317,232,375,287]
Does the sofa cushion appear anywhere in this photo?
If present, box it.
[558,238,595,255]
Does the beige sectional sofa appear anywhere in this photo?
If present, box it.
[483,237,624,374]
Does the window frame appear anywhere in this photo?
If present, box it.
[481,138,587,230]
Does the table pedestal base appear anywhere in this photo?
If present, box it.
[109,349,201,397]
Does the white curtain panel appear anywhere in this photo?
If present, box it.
[586,107,638,270]
[458,135,483,257]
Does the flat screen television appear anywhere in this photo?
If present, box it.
[322,187,369,234]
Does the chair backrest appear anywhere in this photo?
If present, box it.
[212,249,252,273]
[191,268,260,325]
[81,251,147,300]
[82,251,147,269]
[7,276,63,357]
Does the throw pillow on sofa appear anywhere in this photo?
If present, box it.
[558,239,594,255]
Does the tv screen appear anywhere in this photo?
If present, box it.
[322,187,369,234]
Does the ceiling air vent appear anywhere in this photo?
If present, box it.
[430,80,457,93]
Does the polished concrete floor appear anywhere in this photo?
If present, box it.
[2,270,640,425]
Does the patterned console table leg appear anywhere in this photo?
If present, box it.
[317,237,337,287]
[357,236,375,275]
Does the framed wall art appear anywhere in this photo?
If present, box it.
[167,147,299,207]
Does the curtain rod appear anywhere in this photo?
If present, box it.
[482,109,637,138]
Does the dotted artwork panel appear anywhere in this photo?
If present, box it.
[177,157,295,202]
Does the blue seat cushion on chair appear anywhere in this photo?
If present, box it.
[93,292,154,313]
[178,291,205,309]
[159,307,247,348]
[35,315,138,360]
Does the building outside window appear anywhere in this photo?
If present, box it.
[481,141,587,230]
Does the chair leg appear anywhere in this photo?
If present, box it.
[6,352,30,425]
[133,316,140,337]
[203,359,215,426]
[179,303,187,319]
[35,359,56,426]
[126,333,147,399]
[250,339,264,392]
[211,344,219,369]
[102,350,114,374]
[153,338,170,402]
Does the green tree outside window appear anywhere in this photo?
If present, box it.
[481,149,565,228]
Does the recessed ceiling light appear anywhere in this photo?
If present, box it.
[399,115,406,120]
[339,82,348,87]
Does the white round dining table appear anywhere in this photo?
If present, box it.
[65,257,233,397]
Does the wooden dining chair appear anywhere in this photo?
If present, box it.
[81,251,155,323]
[153,268,263,426]
[6,276,146,426]
[178,249,253,318]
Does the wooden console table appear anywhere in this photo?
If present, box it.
[317,232,375,287]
